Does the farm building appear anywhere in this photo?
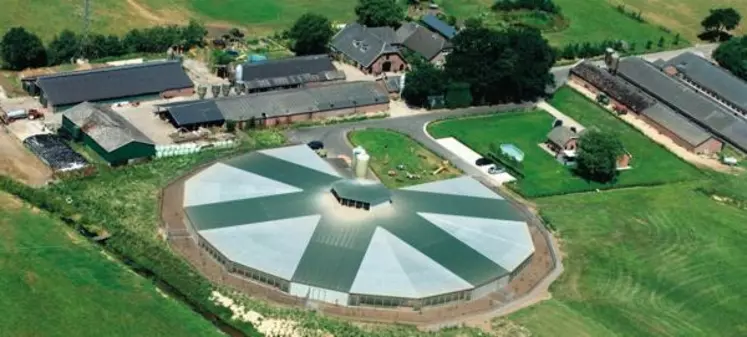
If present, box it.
[330,23,407,75]
[545,126,632,169]
[616,57,747,153]
[157,81,389,129]
[24,61,194,112]
[660,52,747,117]
[234,54,345,93]
[61,102,155,165]
[569,61,723,154]
[395,22,452,66]
[421,14,457,40]
[176,144,534,308]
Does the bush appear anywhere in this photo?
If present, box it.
[493,0,560,14]
[445,82,472,109]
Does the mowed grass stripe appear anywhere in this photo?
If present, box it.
[0,193,221,337]
[512,184,747,336]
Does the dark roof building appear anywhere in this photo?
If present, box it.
[661,52,747,115]
[34,61,193,111]
[330,23,404,71]
[570,62,656,112]
[159,100,225,130]
[62,102,155,165]
[395,22,452,62]
[235,55,345,92]
[159,81,390,127]
[422,14,457,39]
[181,144,534,307]
[617,57,747,152]
[546,126,579,147]
[640,103,717,150]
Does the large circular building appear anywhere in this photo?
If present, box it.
[181,145,534,308]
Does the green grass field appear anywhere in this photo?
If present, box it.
[614,0,747,42]
[428,93,702,196]
[436,0,680,48]
[348,129,461,188]
[0,193,221,337]
[0,0,356,41]
[510,181,747,336]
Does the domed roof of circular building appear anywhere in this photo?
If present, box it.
[182,145,534,301]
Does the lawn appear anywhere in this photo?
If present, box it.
[0,192,221,337]
[348,129,461,188]
[510,181,747,336]
[0,0,356,41]
[436,0,681,48]
[614,0,747,42]
[428,100,701,197]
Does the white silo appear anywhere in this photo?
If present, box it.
[352,146,366,169]
[354,152,370,179]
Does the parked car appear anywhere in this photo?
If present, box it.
[488,165,505,175]
[307,140,324,150]
[475,157,492,166]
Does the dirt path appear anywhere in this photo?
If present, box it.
[126,0,166,24]
[0,126,52,186]
[566,81,739,173]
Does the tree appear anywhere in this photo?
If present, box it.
[0,27,47,70]
[575,130,625,183]
[355,0,405,28]
[713,35,747,81]
[401,62,448,107]
[48,30,80,65]
[657,36,665,48]
[289,13,334,55]
[181,20,208,49]
[445,26,555,105]
[645,40,653,49]
[701,8,741,35]
[673,33,681,45]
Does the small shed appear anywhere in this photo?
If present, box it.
[62,102,155,165]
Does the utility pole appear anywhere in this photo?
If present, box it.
[80,0,91,59]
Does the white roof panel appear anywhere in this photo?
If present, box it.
[184,162,303,207]
[419,212,534,271]
[199,215,321,280]
[350,227,472,298]
[260,145,342,178]
[403,176,503,200]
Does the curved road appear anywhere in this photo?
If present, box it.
[286,103,532,181]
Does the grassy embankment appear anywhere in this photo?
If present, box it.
[0,192,222,337]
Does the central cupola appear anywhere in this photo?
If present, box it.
[330,179,391,211]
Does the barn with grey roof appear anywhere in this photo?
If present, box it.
[234,54,345,93]
[158,81,389,129]
[661,52,747,116]
[27,61,194,112]
[181,145,534,308]
[61,102,155,165]
[330,23,408,75]
[617,57,747,152]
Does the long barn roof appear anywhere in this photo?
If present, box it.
[37,61,193,106]
[617,57,747,152]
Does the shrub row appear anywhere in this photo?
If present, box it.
[493,0,561,14]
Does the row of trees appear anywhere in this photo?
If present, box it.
[0,20,207,70]
[492,0,560,14]
[555,34,681,61]
[403,24,555,107]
